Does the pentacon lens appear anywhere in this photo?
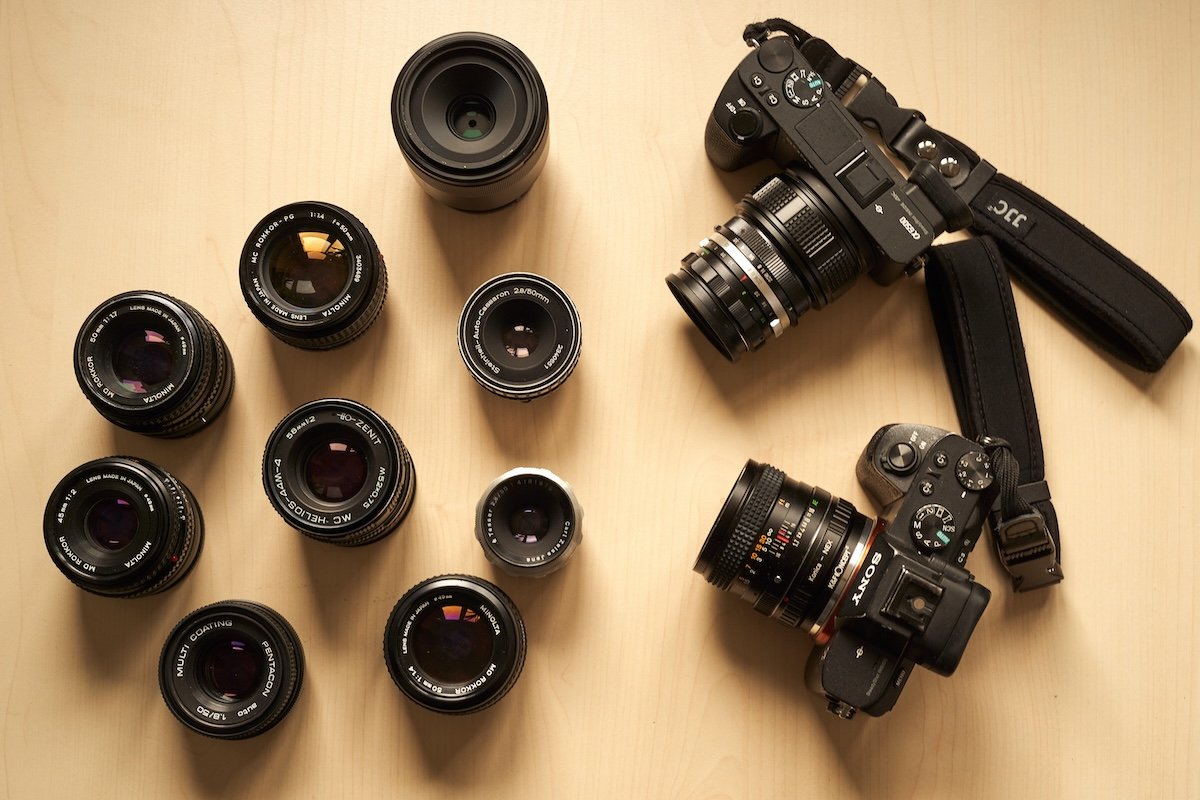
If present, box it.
[392,32,550,211]
[74,291,234,437]
[262,398,416,546]
[476,467,582,577]
[694,460,880,636]
[239,202,388,349]
[666,168,875,361]
[159,600,304,739]
[43,456,204,597]
[384,575,526,714]
[458,273,581,400]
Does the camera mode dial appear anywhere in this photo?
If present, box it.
[784,68,823,108]
[911,504,956,552]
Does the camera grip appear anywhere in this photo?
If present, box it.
[968,172,1192,371]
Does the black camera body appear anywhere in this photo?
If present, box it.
[811,423,996,717]
[706,35,944,281]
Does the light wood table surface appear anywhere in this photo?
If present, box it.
[2,2,1197,798]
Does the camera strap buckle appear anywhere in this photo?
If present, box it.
[990,481,1063,592]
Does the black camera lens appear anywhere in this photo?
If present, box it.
[694,460,879,637]
[458,273,581,400]
[667,168,877,361]
[476,468,582,577]
[384,574,526,714]
[74,291,234,437]
[239,201,387,349]
[43,456,204,597]
[262,398,416,546]
[159,600,304,739]
[392,32,550,212]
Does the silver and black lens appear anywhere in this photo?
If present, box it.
[261,398,415,546]
[392,32,550,212]
[475,467,582,578]
[158,600,304,739]
[694,459,878,635]
[239,201,387,349]
[384,574,526,714]
[666,168,876,361]
[73,291,234,437]
[43,456,204,598]
[458,273,581,400]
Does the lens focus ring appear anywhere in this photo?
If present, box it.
[706,464,784,591]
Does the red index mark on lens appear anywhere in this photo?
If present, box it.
[776,532,789,544]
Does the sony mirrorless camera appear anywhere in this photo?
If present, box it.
[695,423,1001,718]
[667,23,996,361]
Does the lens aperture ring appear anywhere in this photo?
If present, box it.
[705,231,788,337]
[726,216,806,322]
[684,251,758,348]
[707,464,785,590]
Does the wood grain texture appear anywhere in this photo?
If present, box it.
[1,1,1197,797]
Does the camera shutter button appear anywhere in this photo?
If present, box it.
[884,442,918,474]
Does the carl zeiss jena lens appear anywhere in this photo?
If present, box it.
[392,32,549,211]
[43,456,204,598]
[74,291,234,437]
[694,459,879,637]
[159,600,304,739]
[475,467,582,577]
[666,169,876,361]
[384,574,526,714]
[240,202,388,349]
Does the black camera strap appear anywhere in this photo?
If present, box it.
[744,20,1193,591]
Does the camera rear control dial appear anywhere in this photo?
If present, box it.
[955,451,993,491]
[784,68,824,108]
[911,504,956,552]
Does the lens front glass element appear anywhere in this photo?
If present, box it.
[202,636,264,701]
[111,327,175,394]
[266,230,351,309]
[509,505,549,543]
[304,440,368,502]
[84,495,139,551]
[412,602,494,685]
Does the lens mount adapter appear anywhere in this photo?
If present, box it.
[239,201,388,349]
[392,32,550,211]
[73,290,234,437]
[458,272,581,400]
[43,456,204,598]
[384,574,526,714]
[158,600,305,739]
[476,467,582,577]
[262,398,416,546]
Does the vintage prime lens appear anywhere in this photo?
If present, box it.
[384,574,526,714]
[239,201,387,349]
[74,291,234,436]
[694,459,881,636]
[392,32,550,211]
[262,398,415,546]
[667,167,878,361]
[159,600,305,739]
[43,456,204,597]
[458,273,581,400]
[475,467,582,577]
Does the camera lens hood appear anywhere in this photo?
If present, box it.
[475,467,582,577]
[384,574,526,714]
[261,398,416,546]
[158,600,305,739]
[239,201,387,349]
[73,290,234,437]
[458,272,581,400]
[43,455,204,597]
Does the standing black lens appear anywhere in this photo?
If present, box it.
[240,202,388,350]
[384,575,526,714]
[159,600,304,739]
[475,467,582,577]
[44,456,204,598]
[667,167,877,361]
[74,291,234,437]
[458,273,581,400]
[392,32,550,211]
[262,398,416,546]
